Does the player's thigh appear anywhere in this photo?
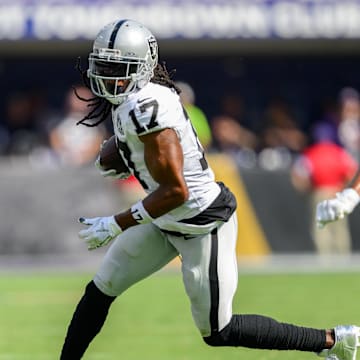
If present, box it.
[94,223,178,296]
[169,213,238,336]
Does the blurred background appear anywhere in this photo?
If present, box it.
[2,0,360,268]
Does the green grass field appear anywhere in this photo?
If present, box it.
[0,270,359,360]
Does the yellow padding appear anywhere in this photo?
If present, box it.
[207,154,271,256]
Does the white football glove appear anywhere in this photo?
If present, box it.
[94,156,129,179]
[316,188,360,228]
[78,216,122,250]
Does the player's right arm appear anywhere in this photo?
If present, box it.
[352,173,360,194]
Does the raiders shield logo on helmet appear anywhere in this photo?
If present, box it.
[148,37,158,61]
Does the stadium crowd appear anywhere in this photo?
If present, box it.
[1,81,359,173]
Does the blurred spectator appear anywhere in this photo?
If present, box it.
[211,93,258,168]
[176,81,212,150]
[337,87,360,162]
[311,98,340,145]
[258,98,307,170]
[220,92,247,123]
[211,116,258,168]
[211,115,257,152]
[49,85,107,167]
[0,92,46,155]
[291,125,358,255]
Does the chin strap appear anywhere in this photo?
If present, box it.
[105,79,138,105]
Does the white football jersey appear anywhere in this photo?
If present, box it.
[112,82,221,234]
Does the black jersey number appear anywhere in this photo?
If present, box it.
[182,106,209,171]
[130,100,159,134]
[117,140,149,190]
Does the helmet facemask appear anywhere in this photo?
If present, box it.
[88,46,155,105]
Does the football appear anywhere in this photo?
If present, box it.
[99,135,130,174]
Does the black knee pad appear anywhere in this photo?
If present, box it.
[203,332,224,347]
[203,322,233,347]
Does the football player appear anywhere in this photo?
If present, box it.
[60,19,360,359]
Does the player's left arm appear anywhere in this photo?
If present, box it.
[78,127,188,250]
[142,127,189,214]
[113,127,189,229]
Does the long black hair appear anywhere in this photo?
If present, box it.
[74,58,180,127]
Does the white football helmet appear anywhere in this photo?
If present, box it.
[88,19,158,105]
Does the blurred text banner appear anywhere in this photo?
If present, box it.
[1,0,360,40]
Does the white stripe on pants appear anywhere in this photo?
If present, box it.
[94,212,238,336]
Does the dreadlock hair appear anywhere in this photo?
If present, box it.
[151,61,181,95]
[74,57,112,127]
[74,58,180,127]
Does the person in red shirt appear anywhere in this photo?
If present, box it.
[291,126,357,254]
